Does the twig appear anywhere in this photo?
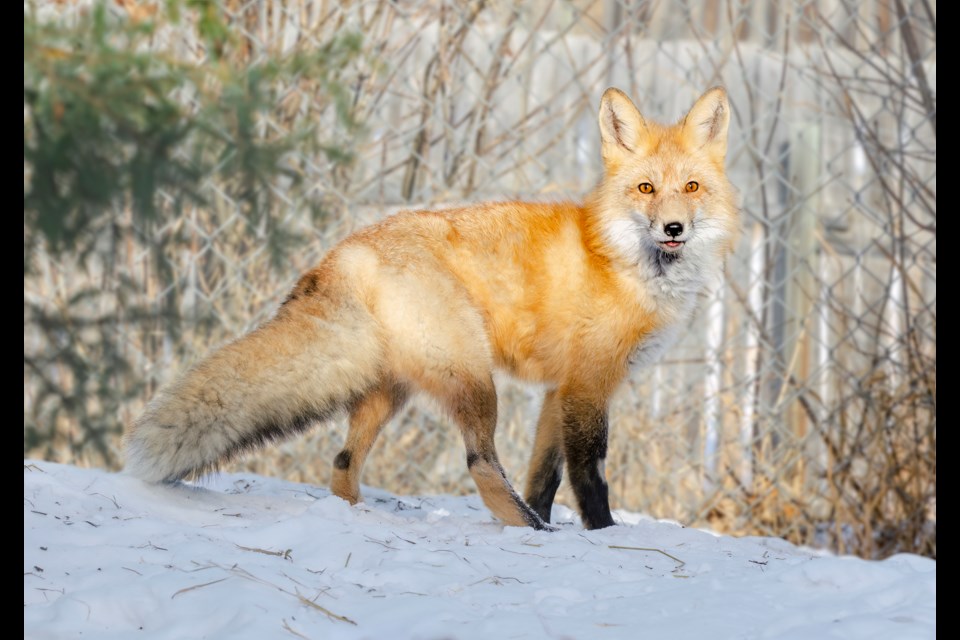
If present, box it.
[295,589,357,626]
[91,493,121,509]
[171,577,229,599]
[282,619,311,640]
[608,545,686,568]
[235,544,293,561]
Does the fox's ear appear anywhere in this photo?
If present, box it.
[682,87,730,157]
[598,88,646,163]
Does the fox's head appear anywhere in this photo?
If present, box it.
[590,87,739,271]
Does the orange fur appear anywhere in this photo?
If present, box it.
[126,87,739,531]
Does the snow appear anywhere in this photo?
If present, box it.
[24,461,935,639]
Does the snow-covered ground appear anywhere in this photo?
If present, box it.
[24,461,934,640]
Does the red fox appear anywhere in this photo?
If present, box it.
[125,87,738,531]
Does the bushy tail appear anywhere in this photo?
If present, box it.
[125,303,382,483]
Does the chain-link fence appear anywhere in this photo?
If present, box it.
[24,0,935,559]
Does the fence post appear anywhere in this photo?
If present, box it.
[782,120,821,477]
[702,281,725,489]
[739,222,765,487]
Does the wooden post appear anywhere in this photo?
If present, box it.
[703,281,725,488]
[783,121,821,471]
[740,222,765,487]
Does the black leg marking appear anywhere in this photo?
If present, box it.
[466,451,480,468]
[333,450,351,470]
[526,446,564,523]
[562,398,615,530]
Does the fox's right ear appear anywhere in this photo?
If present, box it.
[598,88,646,165]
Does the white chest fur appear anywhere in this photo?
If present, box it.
[627,242,720,370]
[627,290,698,369]
[603,210,729,370]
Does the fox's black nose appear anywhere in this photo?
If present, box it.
[664,222,684,238]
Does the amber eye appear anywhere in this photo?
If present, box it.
[638,183,654,194]
[685,181,699,193]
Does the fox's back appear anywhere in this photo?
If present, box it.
[309,201,657,386]
[321,202,594,383]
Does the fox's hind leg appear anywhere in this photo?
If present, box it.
[524,389,565,523]
[446,377,551,531]
[331,381,408,505]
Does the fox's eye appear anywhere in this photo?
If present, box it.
[638,183,654,194]
[685,181,699,193]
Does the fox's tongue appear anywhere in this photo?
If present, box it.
[664,241,682,248]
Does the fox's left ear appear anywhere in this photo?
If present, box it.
[682,87,730,158]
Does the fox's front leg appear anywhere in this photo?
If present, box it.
[561,395,616,529]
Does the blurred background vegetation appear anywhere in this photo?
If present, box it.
[24,0,363,465]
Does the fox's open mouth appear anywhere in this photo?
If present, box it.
[658,240,685,253]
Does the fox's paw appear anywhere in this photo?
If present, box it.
[521,507,558,532]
